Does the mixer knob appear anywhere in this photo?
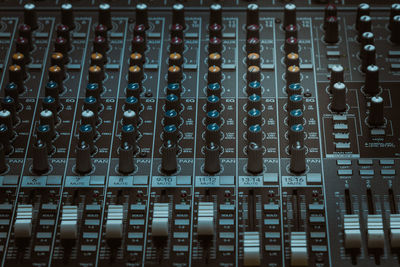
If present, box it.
[37,125,53,152]
[285,52,299,68]
[12,53,27,79]
[324,16,339,43]
[76,141,92,174]
[126,83,142,98]
[357,15,372,41]
[284,3,297,28]
[329,64,344,93]
[134,25,147,43]
[83,96,99,120]
[1,97,17,124]
[94,36,108,57]
[364,65,380,95]
[247,94,262,111]
[51,52,66,71]
[289,124,304,150]
[172,4,185,29]
[161,140,177,174]
[290,141,306,174]
[286,65,301,85]
[360,32,374,58]
[118,142,135,174]
[288,109,303,127]
[89,65,104,85]
[288,94,303,112]
[94,25,108,43]
[24,4,38,30]
[0,110,13,138]
[204,142,220,174]
[0,144,6,174]
[246,4,259,26]
[285,36,298,54]
[285,24,298,39]
[16,37,30,59]
[169,52,183,67]
[121,124,137,147]
[56,25,71,46]
[8,65,24,92]
[130,52,144,68]
[128,65,143,84]
[61,3,75,30]
[390,3,400,30]
[246,37,260,54]
[247,81,261,96]
[331,82,347,112]
[125,96,140,113]
[18,24,32,51]
[247,53,260,67]
[361,44,376,72]
[49,65,65,86]
[207,83,221,97]
[246,24,260,39]
[86,83,102,101]
[208,53,222,67]
[287,83,302,96]
[247,124,262,144]
[163,124,178,144]
[54,36,69,55]
[206,95,221,112]
[165,94,180,112]
[167,65,182,84]
[132,35,146,54]
[81,110,96,129]
[206,110,221,126]
[209,37,222,54]
[136,3,149,29]
[0,124,11,154]
[79,124,95,153]
[210,4,222,26]
[390,16,400,44]
[32,139,49,174]
[208,66,222,84]
[42,96,58,118]
[98,3,112,30]
[247,108,262,126]
[356,3,370,30]
[247,142,263,174]
[164,109,179,127]
[368,96,384,127]
[205,123,221,146]
[247,66,261,83]
[4,83,20,104]
[40,110,56,138]
[170,37,184,54]
[170,23,184,39]
[324,4,337,28]
[122,110,138,127]
[209,23,222,39]
[45,81,60,105]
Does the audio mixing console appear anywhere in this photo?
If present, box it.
[0,0,400,266]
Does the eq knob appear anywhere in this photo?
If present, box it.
[247,94,262,111]
[247,124,262,144]
[81,110,96,129]
[390,16,400,44]
[0,124,11,154]
[164,109,179,127]
[287,83,302,96]
[163,124,178,144]
[246,4,259,26]
[61,3,75,30]
[368,96,384,127]
[122,110,138,127]
[204,142,220,174]
[290,142,306,174]
[364,65,380,95]
[289,124,304,151]
[121,124,137,147]
[331,82,347,112]
[118,142,135,174]
[288,109,303,126]
[284,3,297,28]
[32,139,49,174]
[205,123,221,146]
[247,108,262,126]
[161,140,177,174]
[172,4,185,29]
[24,3,38,30]
[165,94,180,111]
[205,110,221,126]
[324,16,339,43]
[247,142,263,174]
[126,83,142,99]
[37,125,53,152]
[45,81,61,103]
[78,124,95,153]
[40,110,56,138]
[1,97,17,124]
[75,141,92,174]
[98,3,112,30]
[247,81,261,96]
[288,94,303,111]
[206,95,221,112]
[136,3,149,29]
[210,4,222,28]
[356,3,370,30]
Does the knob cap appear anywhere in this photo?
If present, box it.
[170,23,184,39]
[37,124,53,152]
[165,94,180,111]
[288,94,303,112]
[289,124,304,150]
[167,65,182,84]
[122,110,138,127]
[247,124,262,144]
[170,37,184,54]
[119,142,135,174]
[24,4,38,30]
[205,110,221,126]
[207,83,221,97]
[246,24,260,39]
[331,82,347,112]
[163,124,178,144]
[285,36,298,54]
[206,95,221,112]
[287,83,302,96]
[86,83,102,101]
[324,16,339,43]
[284,3,297,28]
[290,142,306,174]
[18,24,32,50]
[136,3,149,29]
[247,108,262,126]
[207,66,222,84]
[130,52,144,68]
[121,124,137,147]
[208,37,222,54]
[247,94,262,111]
[247,53,260,67]
[246,4,259,26]
[247,81,261,96]
[166,83,181,96]
[1,97,17,124]
[169,52,183,67]
[128,65,143,84]
[81,110,96,129]
[205,123,221,146]
[61,3,75,30]
[204,142,220,174]
[0,124,12,154]
[357,15,371,41]
[368,96,384,127]
[208,53,222,67]
[42,96,58,119]
[210,4,222,26]
[285,52,299,67]
[16,37,30,59]
[285,24,298,39]
[40,110,56,138]
[246,38,260,54]
[172,4,185,29]
[329,65,344,93]
[364,65,379,95]
[49,65,65,86]
[124,96,140,112]
[93,36,108,56]
[288,109,303,127]
[390,15,400,44]
[247,65,261,82]
[4,83,20,104]
[98,3,112,30]
[356,3,370,30]
[132,35,146,54]
[324,4,337,29]
[161,140,177,174]
[360,32,374,57]
[361,44,376,72]
[286,66,301,88]
[247,142,263,174]
[390,3,400,30]
[164,109,179,127]
[0,110,13,137]
[8,65,24,92]
[76,141,92,174]
[32,139,49,174]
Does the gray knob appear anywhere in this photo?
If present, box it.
[329,65,344,93]
[288,94,303,112]
[161,140,177,174]
[247,124,262,144]
[247,142,263,174]
[76,141,92,174]
[204,142,220,174]
[331,82,347,112]
[32,139,49,173]
[368,96,384,127]
[357,15,371,41]
[119,142,135,174]
[290,141,306,174]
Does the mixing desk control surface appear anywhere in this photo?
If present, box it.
[0,0,400,266]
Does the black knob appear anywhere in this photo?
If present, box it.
[83,96,99,120]
[42,96,58,119]
[361,44,376,72]
[1,97,17,125]
[166,83,181,96]
[246,37,260,54]
[324,4,337,29]
[284,3,297,28]
[132,35,146,54]
[12,53,27,79]
[8,65,24,92]
[246,24,260,39]
[288,94,303,111]
[329,64,344,93]
[391,15,400,44]
[4,83,20,105]
[285,36,298,54]
[290,141,306,174]
[51,52,67,70]
[208,23,222,39]
[360,32,374,57]
[78,124,95,153]
[364,65,379,95]
[205,123,221,146]
[95,24,108,40]
[390,3,400,30]
[331,82,347,112]
[172,4,185,29]
[134,25,146,43]
[247,108,262,126]
[122,110,138,127]
[247,124,262,144]
[357,15,371,41]
[246,81,261,96]
[208,53,222,68]
[205,110,221,125]
[324,16,339,43]
[207,66,222,84]
[81,110,96,129]
[98,3,112,30]
[356,3,370,30]
[286,65,301,85]
[170,37,184,54]
[54,36,69,55]
[247,142,263,174]
[136,3,149,29]
[18,24,32,50]
[88,65,104,85]
[247,65,261,83]
[124,97,140,112]
[32,139,49,173]
[130,52,144,68]
[24,3,38,30]
[285,24,298,39]
[247,53,260,67]
[16,37,30,59]
[246,4,259,26]
[45,81,60,105]
[0,124,11,154]
[40,110,56,138]
[161,140,177,174]
[121,124,137,147]
[169,52,183,67]
[164,109,179,127]
[93,36,108,57]
[37,124,53,152]
[128,65,143,84]
[289,124,304,151]
[170,23,184,39]
[288,109,303,127]
[0,110,12,138]
[285,52,299,67]
[163,124,178,144]
[61,3,75,30]
[208,37,222,54]
[0,143,7,173]
[204,142,220,174]
[86,83,102,101]
[206,95,221,112]
[76,141,92,174]
[368,96,384,127]
[56,24,71,48]
[49,65,65,86]
[119,142,135,174]
[210,3,222,26]
[126,83,142,99]
[247,94,261,111]
[167,65,182,84]
[165,94,180,111]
